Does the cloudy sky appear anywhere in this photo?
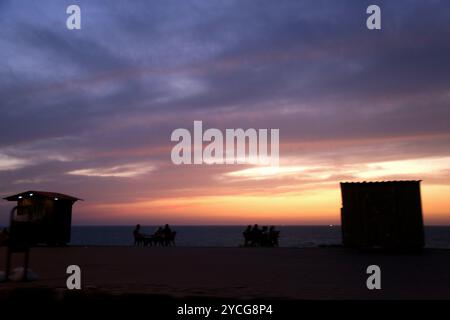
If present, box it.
[1,0,450,225]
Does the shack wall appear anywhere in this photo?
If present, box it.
[14,198,73,245]
[340,182,424,249]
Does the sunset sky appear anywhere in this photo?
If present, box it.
[1,0,450,225]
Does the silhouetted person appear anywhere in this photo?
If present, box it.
[163,224,172,235]
[243,225,252,246]
[269,226,280,247]
[261,226,270,246]
[133,224,144,246]
[166,230,176,246]
[162,224,172,246]
[251,224,262,246]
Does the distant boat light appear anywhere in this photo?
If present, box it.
[54,197,59,201]
[29,193,33,196]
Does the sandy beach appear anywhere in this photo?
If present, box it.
[1,246,449,301]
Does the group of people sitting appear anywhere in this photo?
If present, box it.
[133,224,176,247]
[243,224,280,247]
[133,224,280,247]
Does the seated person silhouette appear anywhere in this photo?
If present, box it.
[251,224,262,246]
[162,224,175,246]
[269,226,280,247]
[133,224,144,246]
[261,226,270,246]
[243,225,252,246]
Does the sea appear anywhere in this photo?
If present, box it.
[64,226,450,249]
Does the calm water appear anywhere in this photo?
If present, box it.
[68,226,450,249]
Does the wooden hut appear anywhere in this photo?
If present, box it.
[340,181,424,249]
[3,191,80,245]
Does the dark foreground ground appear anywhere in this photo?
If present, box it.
[0,246,449,301]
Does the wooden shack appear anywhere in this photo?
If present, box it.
[3,191,80,246]
[340,181,424,249]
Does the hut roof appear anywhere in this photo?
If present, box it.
[340,180,421,185]
[3,191,81,201]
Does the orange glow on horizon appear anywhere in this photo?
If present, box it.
[73,183,450,225]
[86,188,340,224]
